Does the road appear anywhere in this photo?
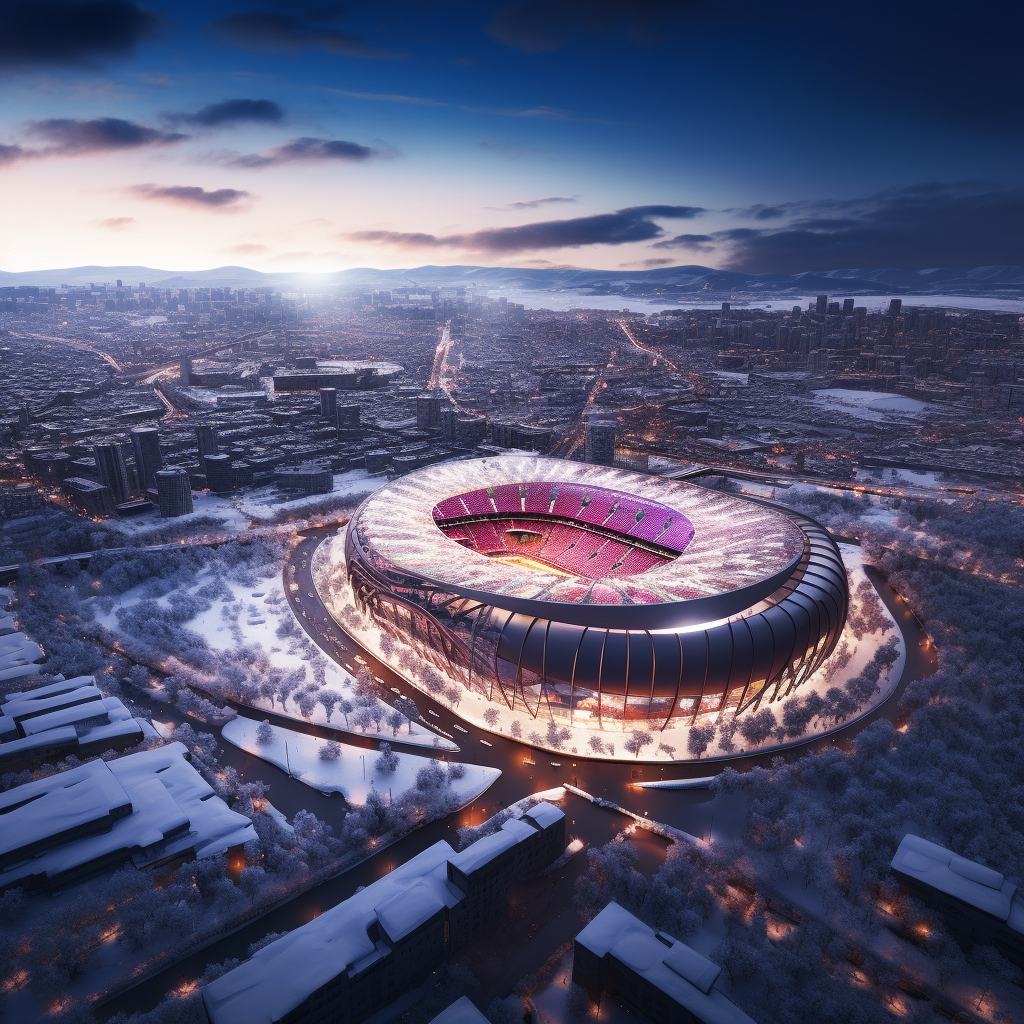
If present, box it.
[97,526,937,1018]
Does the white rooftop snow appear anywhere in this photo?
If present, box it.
[448,829,520,877]
[0,742,255,890]
[429,997,489,1024]
[203,841,462,1024]
[575,902,755,1024]
[891,834,1022,928]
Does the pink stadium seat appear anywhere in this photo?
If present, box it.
[492,484,522,513]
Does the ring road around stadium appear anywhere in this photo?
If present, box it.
[340,455,848,731]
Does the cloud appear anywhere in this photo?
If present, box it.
[347,204,704,253]
[164,99,285,127]
[721,184,1024,272]
[212,9,398,59]
[0,144,26,164]
[95,216,134,229]
[129,184,251,209]
[224,243,269,254]
[0,0,159,70]
[228,136,377,167]
[23,117,187,153]
[488,0,682,54]
[621,257,675,268]
[494,196,577,210]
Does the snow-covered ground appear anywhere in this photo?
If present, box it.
[222,717,499,806]
[314,535,905,763]
[93,551,456,751]
[808,389,935,421]
[103,468,386,538]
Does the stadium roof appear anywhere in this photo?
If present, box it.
[349,456,805,623]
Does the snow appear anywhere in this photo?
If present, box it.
[891,834,1022,927]
[576,902,755,1024]
[376,881,446,941]
[203,841,463,1024]
[429,997,489,1024]
[449,830,519,876]
[809,389,935,421]
[634,777,715,790]
[96,564,455,751]
[0,742,255,889]
[221,716,498,807]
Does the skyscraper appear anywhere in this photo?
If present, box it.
[320,388,338,420]
[195,424,219,468]
[584,420,617,466]
[180,356,192,386]
[842,298,855,316]
[92,441,131,504]
[131,427,162,491]
[815,295,828,314]
[889,298,903,316]
[155,467,193,518]
[204,453,234,493]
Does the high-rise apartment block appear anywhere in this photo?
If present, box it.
[130,427,162,491]
[92,441,131,504]
[195,424,219,468]
[155,467,193,518]
[584,420,617,466]
[320,387,338,420]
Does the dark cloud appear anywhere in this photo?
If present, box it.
[653,232,713,251]
[95,216,134,229]
[722,184,1024,272]
[0,144,26,164]
[129,184,251,209]
[212,9,397,59]
[497,196,576,210]
[489,0,684,53]
[348,205,703,253]
[24,117,187,153]
[229,137,377,167]
[0,0,159,70]
[165,99,285,128]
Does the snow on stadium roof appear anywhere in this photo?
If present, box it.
[349,456,805,610]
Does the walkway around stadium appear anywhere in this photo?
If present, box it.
[97,524,936,1020]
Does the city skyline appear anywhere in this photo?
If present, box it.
[1,0,1021,274]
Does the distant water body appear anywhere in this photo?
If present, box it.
[501,290,1024,315]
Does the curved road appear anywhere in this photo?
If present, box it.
[100,526,936,1018]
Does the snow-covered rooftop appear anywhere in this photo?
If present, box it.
[429,996,489,1024]
[203,841,461,1024]
[448,828,520,877]
[523,801,564,830]
[0,742,255,890]
[891,834,1022,930]
[205,799,565,1024]
[575,902,755,1024]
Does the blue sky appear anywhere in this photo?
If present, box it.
[0,0,1021,273]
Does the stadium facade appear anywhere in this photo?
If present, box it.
[342,456,848,730]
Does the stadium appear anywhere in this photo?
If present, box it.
[342,455,848,730]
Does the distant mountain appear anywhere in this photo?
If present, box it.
[0,262,1021,296]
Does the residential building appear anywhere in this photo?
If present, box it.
[572,902,756,1024]
[891,834,1024,967]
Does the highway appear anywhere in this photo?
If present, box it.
[98,525,937,1018]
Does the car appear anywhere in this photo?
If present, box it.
[523,758,536,766]
[480,739,492,747]
[453,724,468,733]
[550,762,561,768]
[307,592,314,598]
[355,656,367,665]
[390,687,402,695]
[427,709,440,717]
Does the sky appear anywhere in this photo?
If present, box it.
[0,0,1021,275]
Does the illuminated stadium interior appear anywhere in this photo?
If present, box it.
[431,482,694,581]
[342,456,848,730]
